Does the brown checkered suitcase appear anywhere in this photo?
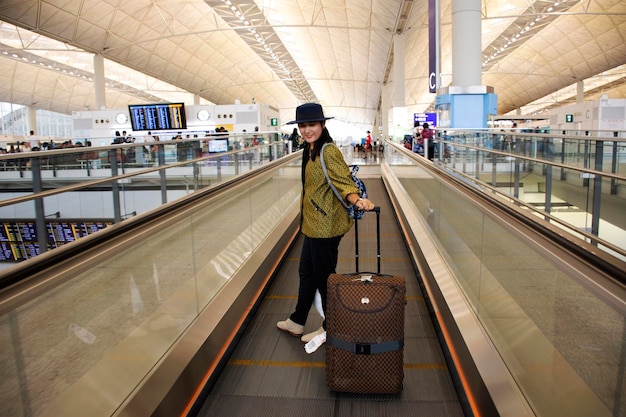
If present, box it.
[325,207,406,394]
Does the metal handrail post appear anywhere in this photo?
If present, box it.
[158,144,167,204]
[110,149,121,223]
[32,157,48,255]
[591,140,604,244]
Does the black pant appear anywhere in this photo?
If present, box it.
[290,235,343,328]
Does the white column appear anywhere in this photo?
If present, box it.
[390,33,408,140]
[451,0,481,86]
[27,105,37,134]
[94,54,106,110]
[393,34,405,107]
[577,80,584,103]
[381,83,390,138]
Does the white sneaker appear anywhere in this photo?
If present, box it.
[301,327,324,343]
[276,318,304,337]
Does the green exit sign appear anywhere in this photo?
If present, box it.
[271,118,278,126]
[565,114,573,123]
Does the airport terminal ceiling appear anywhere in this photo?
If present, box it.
[0,0,624,132]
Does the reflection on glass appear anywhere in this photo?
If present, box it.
[0,158,302,416]
[387,150,623,417]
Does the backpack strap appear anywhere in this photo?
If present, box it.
[320,142,350,210]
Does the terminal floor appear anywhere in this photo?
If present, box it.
[196,179,466,417]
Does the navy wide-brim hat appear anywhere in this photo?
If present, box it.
[286,103,334,125]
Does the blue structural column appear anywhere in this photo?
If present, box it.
[435,0,498,128]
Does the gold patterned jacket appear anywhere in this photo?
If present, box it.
[300,143,359,238]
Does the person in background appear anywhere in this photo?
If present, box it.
[420,122,434,160]
[365,130,372,152]
[288,127,300,151]
[28,130,40,149]
[252,126,260,146]
[276,103,376,343]
[112,131,123,144]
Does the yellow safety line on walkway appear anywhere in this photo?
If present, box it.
[406,295,423,300]
[228,359,326,368]
[405,362,448,370]
[228,359,447,370]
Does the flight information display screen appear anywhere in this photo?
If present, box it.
[0,220,112,262]
[208,139,228,153]
[128,102,187,131]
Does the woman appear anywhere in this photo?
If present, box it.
[420,122,435,160]
[288,127,300,151]
[277,103,376,343]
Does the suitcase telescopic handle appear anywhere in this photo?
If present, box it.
[354,206,381,274]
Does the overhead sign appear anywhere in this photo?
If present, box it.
[428,0,437,93]
[414,112,437,127]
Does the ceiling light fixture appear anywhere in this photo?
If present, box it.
[482,0,578,69]
[211,0,317,102]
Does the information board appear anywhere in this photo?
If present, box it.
[414,112,437,127]
[0,220,112,262]
[128,103,187,131]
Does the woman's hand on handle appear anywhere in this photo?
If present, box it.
[354,197,375,211]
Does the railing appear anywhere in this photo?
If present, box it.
[383,138,626,417]
[0,153,302,417]
[405,129,626,261]
[0,132,295,265]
